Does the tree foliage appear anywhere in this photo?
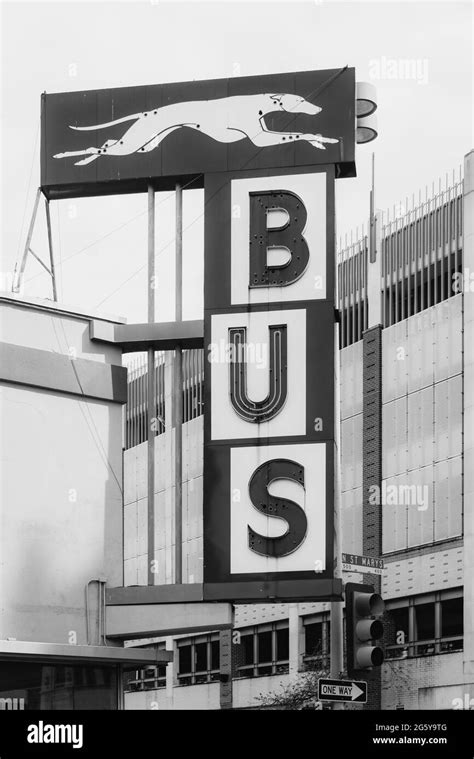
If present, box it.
[255,651,335,710]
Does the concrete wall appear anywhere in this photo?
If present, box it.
[233,674,297,709]
[0,300,121,364]
[125,650,471,711]
[0,295,124,644]
[123,416,203,585]
[463,150,474,680]
[383,546,463,598]
[333,296,464,561]
[340,340,363,558]
[381,296,463,553]
[120,255,467,710]
[381,652,466,709]
[125,681,220,710]
[124,673,306,711]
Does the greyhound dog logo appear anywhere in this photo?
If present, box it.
[53,93,338,166]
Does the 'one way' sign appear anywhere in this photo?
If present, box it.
[318,678,367,703]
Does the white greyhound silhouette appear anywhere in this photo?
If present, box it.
[53,93,338,166]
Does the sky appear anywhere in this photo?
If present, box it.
[0,0,472,324]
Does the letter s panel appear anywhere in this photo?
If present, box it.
[203,441,334,596]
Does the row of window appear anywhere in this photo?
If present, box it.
[385,593,463,660]
[177,635,220,685]
[124,590,463,691]
[125,351,205,449]
[237,623,289,678]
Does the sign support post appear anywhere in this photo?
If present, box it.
[44,197,58,301]
[147,184,156,585]
[174,183,183,584]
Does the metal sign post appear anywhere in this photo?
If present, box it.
[147,184,156,586]
[13,187,58,300]
[174,183,183,584]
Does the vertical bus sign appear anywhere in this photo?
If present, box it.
[203,165,338,602]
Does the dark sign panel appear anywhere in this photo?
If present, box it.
[203,164,337,602]
[41,68,355,199]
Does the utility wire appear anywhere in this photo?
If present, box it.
[51,317,124,496]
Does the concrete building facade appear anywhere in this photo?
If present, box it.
[1,151,471,711]
[0,295,172,709]
[123,151,473,710]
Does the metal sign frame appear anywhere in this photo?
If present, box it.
[203,164,339,602]
[34,67,356,606]
[41,68,355,199]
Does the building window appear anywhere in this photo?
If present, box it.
[178,645,192,682]
[195,641,208,676]
[305,621,322,657]
[414,602,436,656]
[123,644,169,693]
[240,632,254,670]
[385,590,463,660]
[276,627,289,662]
[211,640,220,671]
[303,614,330,670]
[124,664,167,693]
[177,634,220,685]
[235,623,289,678]
[385,607,409,660]
[0,661,118,709]
[440,597,463,653]
[257,630,273,676]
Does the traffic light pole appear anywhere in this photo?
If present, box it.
[330,318,344,709]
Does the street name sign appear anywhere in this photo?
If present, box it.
[342,553,384,576]
[318,678,367,703]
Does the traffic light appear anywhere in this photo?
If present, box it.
[345,582,385,676]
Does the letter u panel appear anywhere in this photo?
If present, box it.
[203,165,336,602]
